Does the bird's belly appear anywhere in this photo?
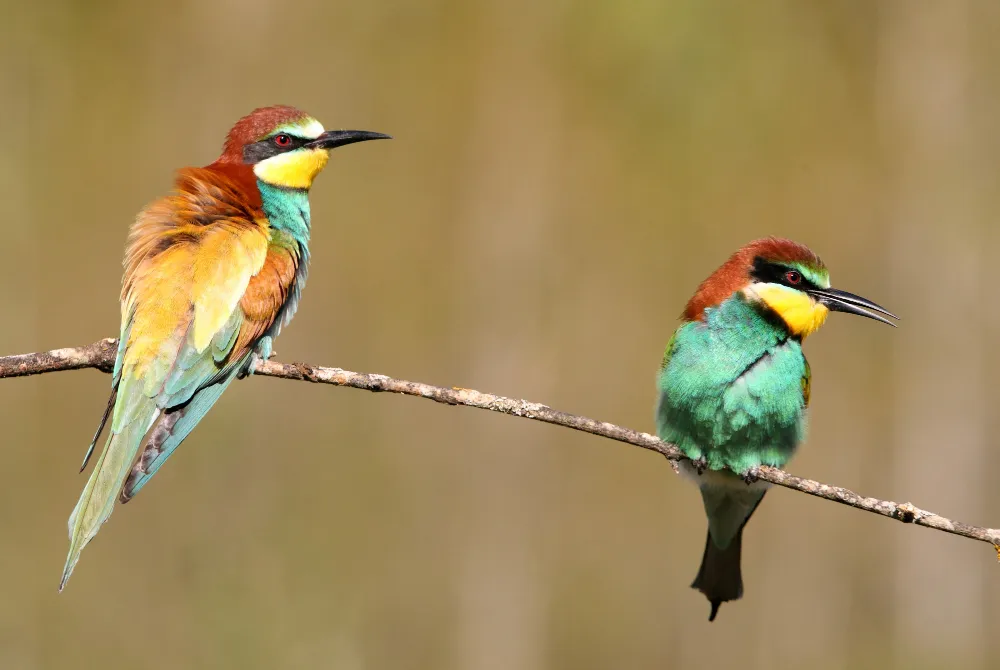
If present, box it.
[657,342,807,474]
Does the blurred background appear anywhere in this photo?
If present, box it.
[2,0,998,668]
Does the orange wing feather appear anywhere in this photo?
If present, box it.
[235,239,301,356]
[120,166,296,381]
[63,164,302,587]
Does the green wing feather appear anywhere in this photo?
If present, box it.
[78,307,135,472]
[61,164,309,590]
[121,310,251,501]
[801,356,812,408]
[660,330,678,370]
[62,194,271,589]
[61,309,255,589]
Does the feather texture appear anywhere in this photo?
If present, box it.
[656,236,890,621]
[62,163,306,589]
[657,294,809,474]
[61,104,389,589]
[657,289,811,620]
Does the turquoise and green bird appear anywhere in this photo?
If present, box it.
[656,238,896,621]
[61,106,389,589]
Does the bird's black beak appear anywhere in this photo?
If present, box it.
[807,288,898,327]
[306,129,392,150]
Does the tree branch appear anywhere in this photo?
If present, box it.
[3,339,999,556]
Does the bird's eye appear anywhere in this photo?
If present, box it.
[784,270,802,285]
[273,134,292,147]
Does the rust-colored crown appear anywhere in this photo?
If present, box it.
[216,105,313,164]
[682,237,824,321]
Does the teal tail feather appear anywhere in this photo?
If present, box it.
[61,399,157,591]
[120,374,237,502]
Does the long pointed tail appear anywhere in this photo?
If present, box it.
[691,488,766,621]
[61,402,157,590]
[691,525,746,621]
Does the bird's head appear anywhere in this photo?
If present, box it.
[683,237,897,338]
[215,105,390,190]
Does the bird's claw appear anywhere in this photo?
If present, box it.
[238,353,261,379]
[742,466,760,485]
[691,456,708,476]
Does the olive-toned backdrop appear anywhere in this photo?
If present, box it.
[2,1,998,668]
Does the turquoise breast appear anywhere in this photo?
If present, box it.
[254,180,312,356]
[656,293,808,474]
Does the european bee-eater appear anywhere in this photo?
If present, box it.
[656,238,896,621]
[61,105,389,589]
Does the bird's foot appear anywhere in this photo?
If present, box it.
[741,466,760,485]
[690,456,708,476]
[239,353,260,379]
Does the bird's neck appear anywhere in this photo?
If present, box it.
[257,180,312,246]
[700,291,792,352]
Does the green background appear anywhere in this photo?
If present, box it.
[2,1,997,668]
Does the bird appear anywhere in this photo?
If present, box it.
[655,237,896,621]
[61,105,390,590]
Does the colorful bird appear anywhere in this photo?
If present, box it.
[61,106,389,589]
[656,238,896,621]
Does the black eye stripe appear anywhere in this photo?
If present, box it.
[750,256,821,291]
[241,134,309,164]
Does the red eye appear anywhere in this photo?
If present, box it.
[784,270,802,285]
[274,134,292,147]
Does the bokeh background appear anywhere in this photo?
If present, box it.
[2,1,998,668]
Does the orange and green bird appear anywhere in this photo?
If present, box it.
[61,105,390,589]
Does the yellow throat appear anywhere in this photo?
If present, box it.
[253,148,330,190]
[747,283,829,338]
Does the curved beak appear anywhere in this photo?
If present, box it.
[807,288,898,327]
[305,130,392,150]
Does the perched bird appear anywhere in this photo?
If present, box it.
[656,238,895,621]
[61,106,389,589]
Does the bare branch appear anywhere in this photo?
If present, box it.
[3,339,999,553]
[0,338,118,377]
